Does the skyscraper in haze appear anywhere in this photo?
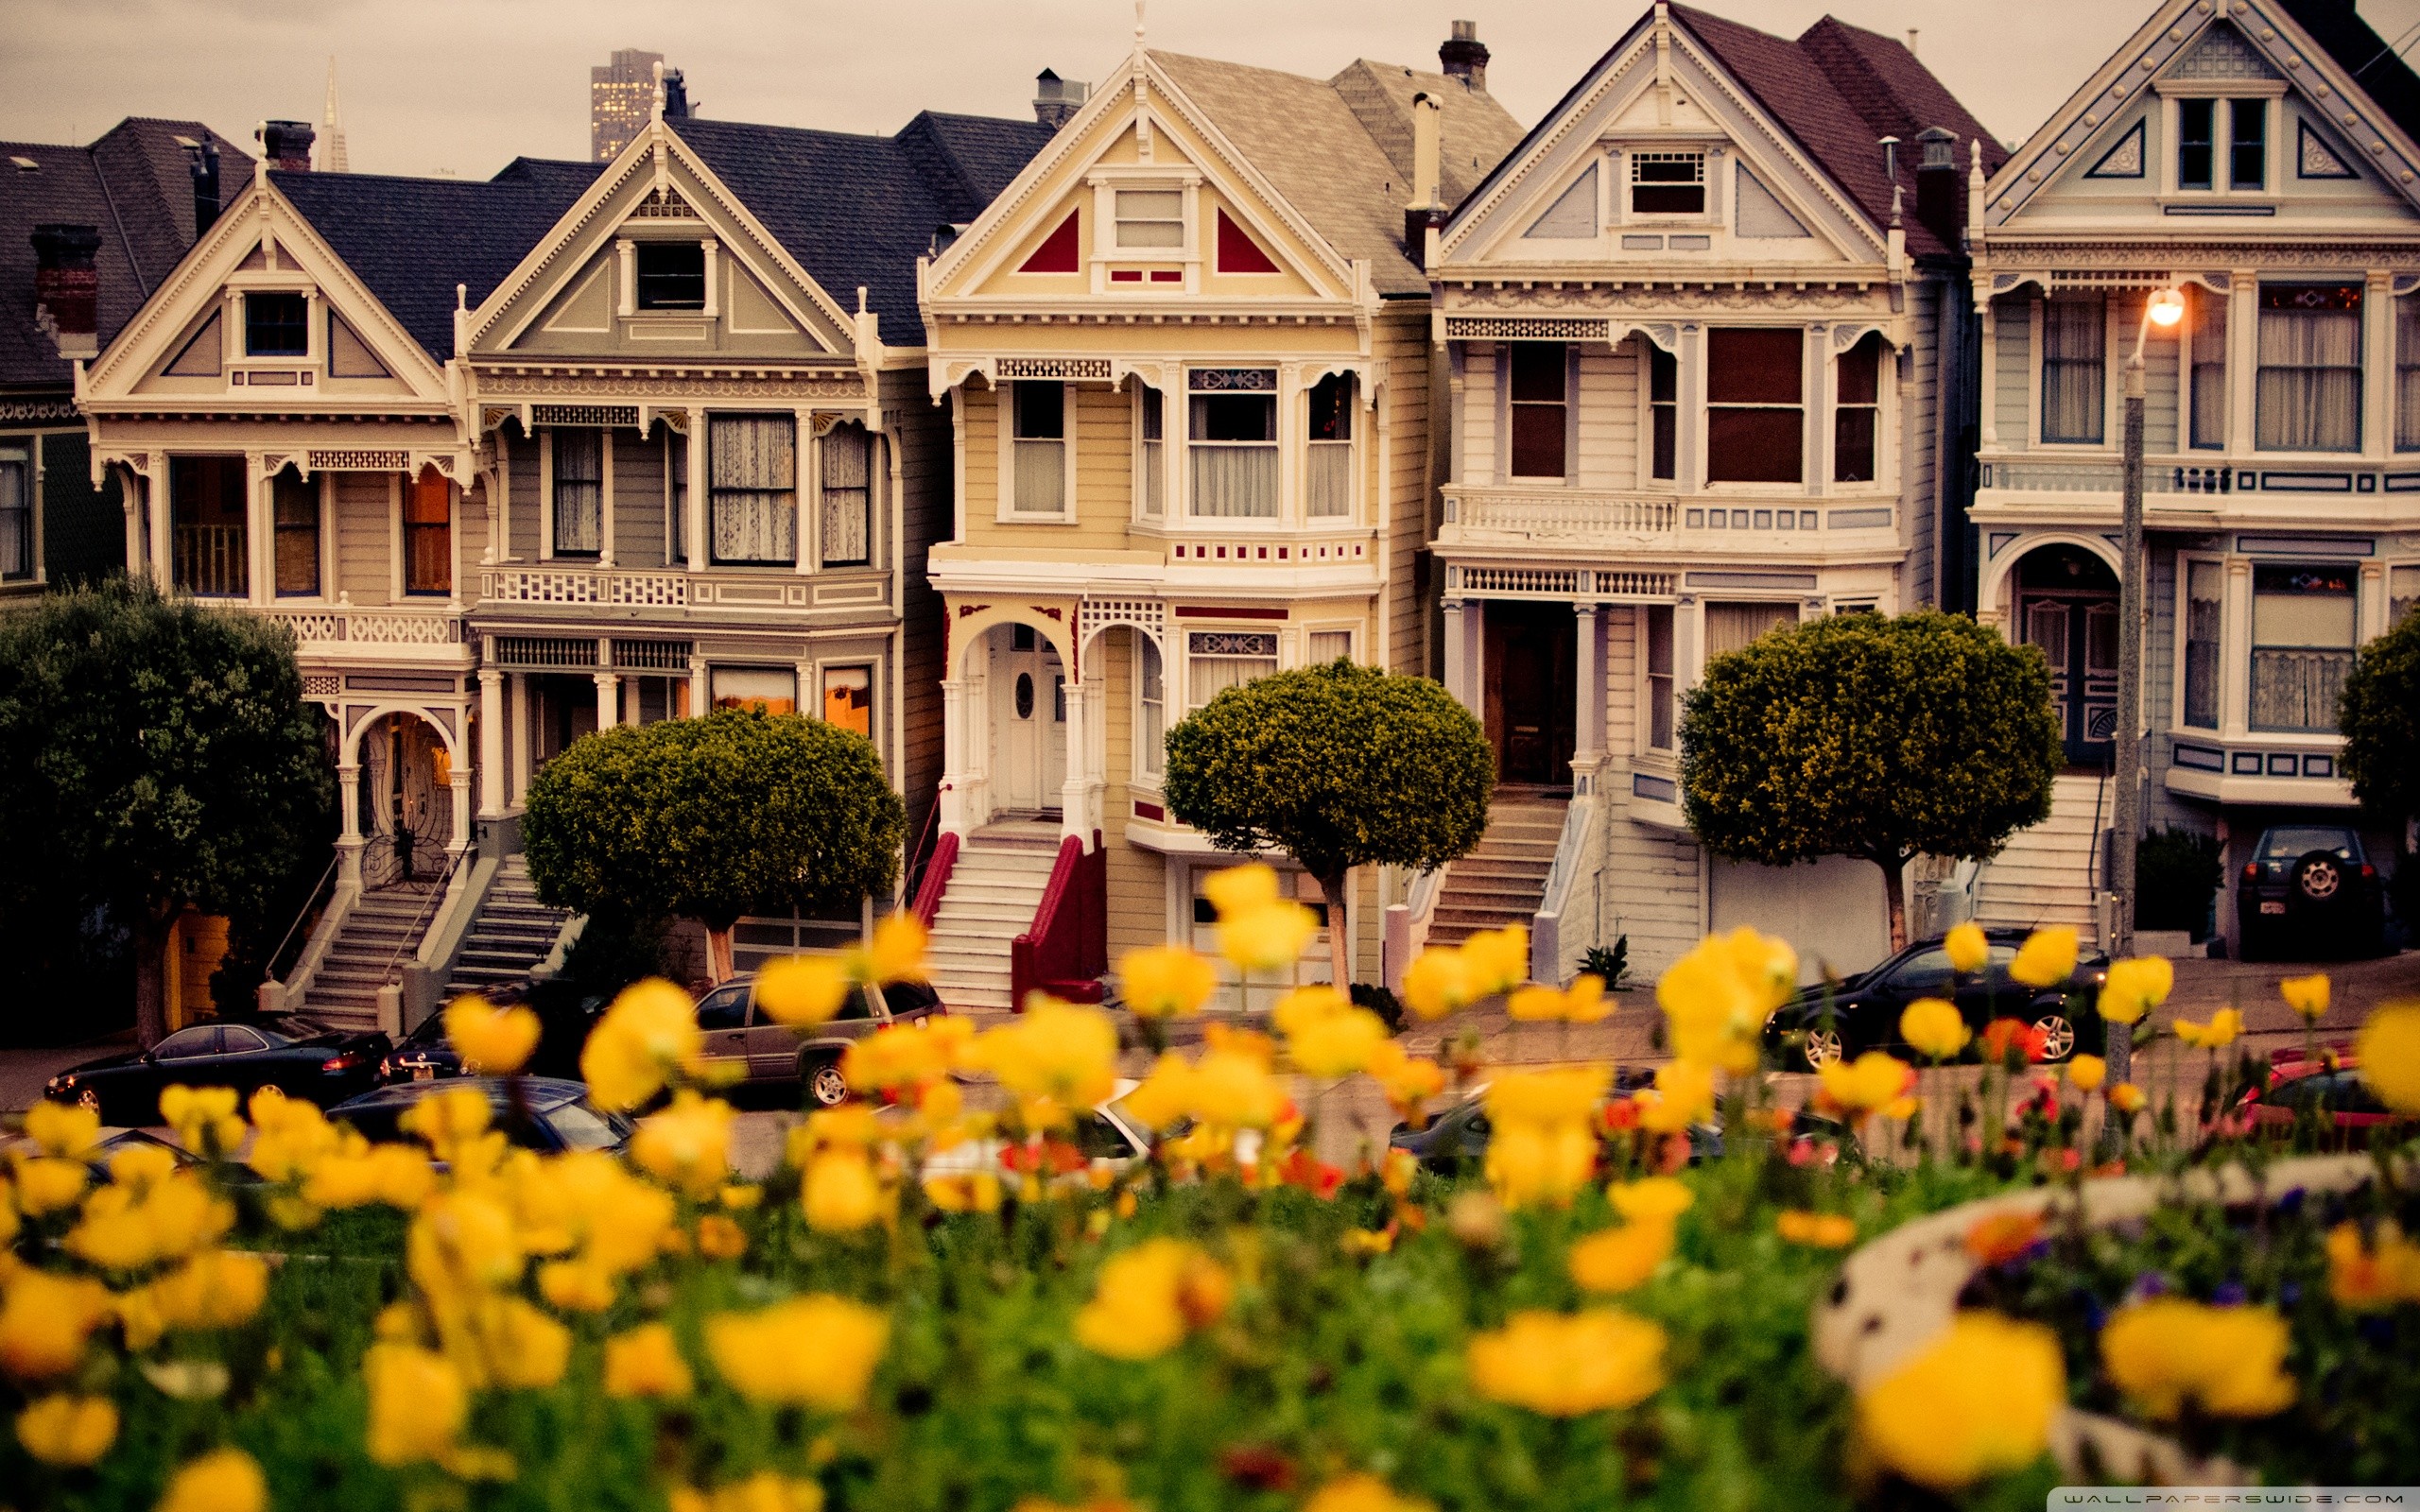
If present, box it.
[591,48,687,161]
[319,58,348,172]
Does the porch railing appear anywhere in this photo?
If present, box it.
[910,832,960,930]
[1011,832,1106,1009]
[1530,794,1600,987]
[1443,490,1678,539]
[260,854,340,991]
[482,566,692,607]
[259,606,461,644]
[173,524,247,597]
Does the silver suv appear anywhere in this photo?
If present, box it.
[693,975,945,1107]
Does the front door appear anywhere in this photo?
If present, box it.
[990,625,1066,815]
[2020,593,2118,765]
[1483,603,1576,787]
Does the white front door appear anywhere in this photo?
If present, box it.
[989,626,1066,814]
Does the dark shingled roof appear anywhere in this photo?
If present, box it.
[675,112,1054,345]
[273,159,604,363]
[0,117,251,390]
[2278,0,2420,147]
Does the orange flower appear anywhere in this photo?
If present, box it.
[1963,1210,2044,1267]
[1979,1018,2048,1065]
[1775,1210,1858,1248]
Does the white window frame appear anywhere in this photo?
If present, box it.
[1133,632,1167,786]
[1182,626,1280,713]
[0,446,33,584]
[1499,343,1575,484]
[1184,369,1283,525]
[2156,86,2283,206]
[2175,551,2228,731]
[1625,149,1712,223]
[1640,603,1678,756]
[1302,624,1357,667]
[1304,371,1357,522]
[1084,166,1203,295]
[2031,293,2118,451]
[813,657,880,747]
[1132,382,1167,522]
[816,422,876,570]
[998,380,1076,524]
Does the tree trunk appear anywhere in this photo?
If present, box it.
[1876,853,1909,953]
[133,914,173,1048]
[703,925,736,985]
[1318,868,1353,995]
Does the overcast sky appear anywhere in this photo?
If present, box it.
[6,0,2420,179]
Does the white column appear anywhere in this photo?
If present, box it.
[938,677,973,835]
[1572,602,1604,796]
[447,771,473,864]
[687,653,707,719]
[595,672,620,732]
[336,759,364,888]
[2365,270,2394,460]
[2221,556,2254,740]
[148,468,172,585]
[248,455,271,606]
[477,667,505,818]
[1060,668,1090,844]
[1978,303,1999,449]
[1442,598,1474,716]
[510,672,531,807]
[685,409,708,571]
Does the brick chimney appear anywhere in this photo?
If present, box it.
[31,222,101,361]
[1033,70,1088,130]
[1913,127,1962,249]
[258,119,315,173]
[1440,20,1488,92]
[188,140,221,236]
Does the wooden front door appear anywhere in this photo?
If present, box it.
[2020,593,2118,765]
[1483,602,1577,787]
[989,624,1065,815]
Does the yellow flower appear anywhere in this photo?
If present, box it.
[803,1149,888,1233]
[2171,1008,2243,1050]
[841,1016,973,1094]
[921,1171,1003,1213]
[15,1393,117,1467]
[965,1002,1118,1132]
[1202,863,1281,916]
[1608,1177,1694,1222]
[245,1088,338,1183]
[1816,1051,1913,1120]
[2008,926,2078,988]
[2108,1082,2147,1114]
[0,1268,113,1379]
[1399,947,1476,1021]
[1271,984,1349,1037]
[1657,928,1796,1074]
[2325,1220,2420,1309]
[856,911,929,984]
[2066,1054,2107,1092]
[1944,921,1990,975]
[362,1344,466,1465]
[398,1084,490,1148]
[1303,1473,1434,1512]
[482,1297,572,1390]
[156,1447,267,1512]
[672,1471,825,1512]
[1187,1048,1285,1130]
[12,1155,88,1215]
[604,1322,694,1399]
[147,1248,270,1332]
[1856,1312,2063,1490]
[406,1188,524,1303]
[2096,956,2172,1026]
[756,954,851,1027]
[1073,1239,1232,1360]
[631,1091,736,1198]
[1218,902,1319,973]
[158,1084,246,1157]
[443,994,541,1074]
[1898,997,1970,1060]
[1509,975,1612,1025]
[1116,943,1218,1019]
[1365,1041,1445,1122]
[1486,1065,1610,1125]
[1466,1309,1666,1416]
[696,1213,748,1260]
[1569,1219,1674,1294]
[2100,1298,2296,1420]
[1288,1005,1389,1079]
[2358,1001,2420,1115]
[1459,925,1530,997]
[1485,1118,1597,1211]
[2279,972,2331,1024]
[579,978,704,1111]
[705,1295,889,1409]
[24,1100,100,1159]
[1775,1210,1858,1247]
[1634,1058,1716,1134]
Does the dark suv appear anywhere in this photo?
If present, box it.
[2236,825,2385,960]
[1760,929,2108,1071]
[693,975,945,1106]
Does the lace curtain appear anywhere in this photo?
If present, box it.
[2256,303,2360,452]
[710,415,796,564]
[2041,296,2106,444]
[821,424,871,567]
[1188,446,1278,518]
[552,430,601,555]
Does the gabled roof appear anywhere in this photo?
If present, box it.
[1150,50,1524,296]
[675,112,1055,344]
[0,117,251,391]
[1668,6,2006,261]
[273,159,604,362]
[2276,0,2420,146]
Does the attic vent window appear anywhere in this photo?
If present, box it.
[1630,152,1705,216]
[9,156,38,173]
[245,292,309,357]
[1115,190,1185,249]
[634,242,706,310]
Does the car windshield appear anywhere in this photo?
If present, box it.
[2259,827,2359,859]
[402,1014,449,1047]
[546,1102,630,1151]
[280,1016,337,1040]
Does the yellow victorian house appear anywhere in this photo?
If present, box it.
[916,28,1520,1010]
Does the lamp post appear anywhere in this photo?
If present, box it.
[2109,284,2185,1087]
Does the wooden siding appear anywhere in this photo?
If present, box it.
[1462,341,1498,487]
[505,430,542,560]
[1993,295,2031,450]
[333,472,391,605]
[885,366,952,853]
[1575,338,1640,489]
[1905,277,1940,608]
[1375,310,1433,677]
[611,429,668,568]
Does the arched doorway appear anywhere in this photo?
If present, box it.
[982,622,1067,816]
[2014,543,2119,766]
[355,712,457,890]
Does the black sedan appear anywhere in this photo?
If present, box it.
[45,1017,390,1125]
[330,1077,632,1156]
[2236,824,2387,960]
[1760,929,2108,1072]
[1390,1071,1743,1174]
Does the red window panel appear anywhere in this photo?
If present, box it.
[1216,209,1280,274]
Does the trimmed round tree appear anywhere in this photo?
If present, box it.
[2339,610,2420,828]
[522,708,905,982]
[1680,610,2062,950]
[0,579,333,1045]
[1162,660,1493,988]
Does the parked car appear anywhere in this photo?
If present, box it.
[1388,1072,1748,1175]
[378,1008,465,1086]
[2236,824,2387,960]
[694,974,947,1107]
[920,1080,1153,1183]
[45,1017,391,1125]
[0,1125,263,1186]
[329,1076,631,1156]
[2224,1051,2409,1148]
[1759,929,2108,1072]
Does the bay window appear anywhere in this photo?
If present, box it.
[2250,564,2356,731]
[712,666,796,715]
[2041,294,2106,444]
[404,472,450,596]
[1307,629,1353,664]
[709,414,797,565]
[1137,638,1166,782]
[271,471,319,596]
[2188,286,2228,449]
[1645,606,1675,751]
[1306,373,1353,517]
[1188,370,1277,519]
[820,422,872,567]
[1833,335,1881,483]
[821,665,873,736]
[2396,294,2420,451]
[1650,346,1677,481]
[1706,328,1803,484]
[1187,629,1277,709]
[550,429,602,557]
[1703,602,1797,659]
[2256,284,2361,453]
[0,450,28,580]
[1011,381,1065,515]
[2393,565,2420,625]
[2183,559,2221,729]
[1509,343,1568,479]
[1136,384,1164,518]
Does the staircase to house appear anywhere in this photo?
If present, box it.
[1973,771,2107,945]
[925,817,1061,1013]
[1428,793,1569,949]
[301,884,442,1029]
[443,858,578,1001]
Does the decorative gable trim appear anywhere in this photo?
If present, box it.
[2086,120,2147,179]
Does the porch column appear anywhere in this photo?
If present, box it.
[147,468,172,585]
[510,672,531,806]
[1977,302,1998,449]
[938,676,974,835]
[477,667,506,818]
[685,407,708,571]
[1571,602,1604,797]
[687,652,707,719]
[2221,556,2254,740]
[1442,597,1476,717]
[447,769,473,864]
[336,758,364,889]
[1060,669,1092,845]
[247,455,272,607]
[595,672,620,732]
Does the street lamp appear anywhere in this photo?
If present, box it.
[2109,285,2185,1086]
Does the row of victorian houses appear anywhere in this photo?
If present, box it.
[9,0,2419,1027]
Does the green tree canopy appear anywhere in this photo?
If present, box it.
[1163,660,1493,987]
[1680,610,2062,949]
[521,708,905,980]
[2339,610,2420,828]
[0,579,333,1044]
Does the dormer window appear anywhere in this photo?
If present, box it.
[244,292,308,356]
[2177,99,2266,192]
[635,242,705,309]
[1630,153,1705,216]
[1115,191,1184,249]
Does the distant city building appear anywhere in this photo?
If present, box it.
[319,58,348,172]
[592,48,687,162]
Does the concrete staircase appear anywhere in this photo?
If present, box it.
[1429,794,1568,948]
[925,819,1060,1012]
[443,858,577,1001]
[1973,771,2107,945]
[302,885,442,1028]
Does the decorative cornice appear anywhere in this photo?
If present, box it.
[475,371,867,400]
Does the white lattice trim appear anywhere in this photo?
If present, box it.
[1079,596,1167,650]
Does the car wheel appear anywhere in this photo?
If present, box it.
[803,1057,850,1108]
[1801,1024,1847,1070]
[2294,851,2343,906]
[75,1086,101,1115]
[2031,1012,2077,1063]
